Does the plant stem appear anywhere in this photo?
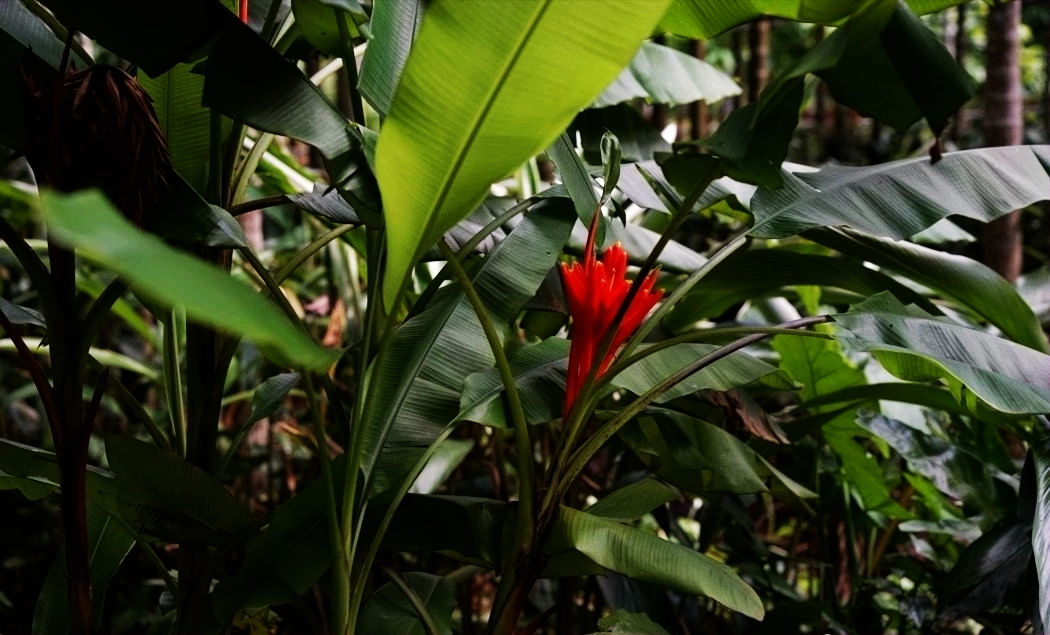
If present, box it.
[335,9,366,125]
[273,225,356,284]
[380,567,442,635]
[436,241,536,635]
[552,316,829,504]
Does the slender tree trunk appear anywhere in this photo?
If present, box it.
[689,39,709,140]
[981,0,1024,281]
[747,17,770,104]
[731,28,744,108]
[952,3,972,143]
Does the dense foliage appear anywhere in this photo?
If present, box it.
[1,1,1049,634]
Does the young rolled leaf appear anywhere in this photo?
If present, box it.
[375,0,672,308]
[40,190,339,371]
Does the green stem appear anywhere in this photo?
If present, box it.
[305,372,350,635]
[273,225,355,284]
[380,567,442,635]
[559,161,723,458]
[162,307,189,458]
[553,316,829,502]
[437,241,535,633]
[335,8,366,125]
[605,324,831,381]
[409,197,535,319]
[231,133,275,207]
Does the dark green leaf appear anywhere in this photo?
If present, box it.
[32,503,134,634]
[288,186,363,224]
[858,413,1003,517]
[105,435,252,539]
[586,478,677,523]
[38,0,232,76]
[621,411,813,500]
[363,201,573,500]
[0,0,89,69]
[292,0,368,56]
[201,25,358,170]
[548,132,601,231]
[213,455,346,621]
[940,522,1033,620]
[1032,417,1050,630]
[614,343,791,404]
[384,495,509,569]
[358,572,455,635]
[809,227,1049,353]
[593,609,670,635]
[662,247,936,329]
[572,105,670,164]
[359,0,424,115]
[833,293,1050,414]
[0,438,249,544]
[751,147,1050,240]
[0,297,45,327]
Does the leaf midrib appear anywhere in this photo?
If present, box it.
[414,0,553,260]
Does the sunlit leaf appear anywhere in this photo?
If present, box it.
[375,0,672,307]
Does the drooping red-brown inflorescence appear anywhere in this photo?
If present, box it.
[560,214,663,421]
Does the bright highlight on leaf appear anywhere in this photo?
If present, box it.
[375,0,672,309]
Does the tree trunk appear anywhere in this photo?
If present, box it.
[981,0,1024,281]
[952,3,972,143]
[689,39,709,140]
[747,17,770,104]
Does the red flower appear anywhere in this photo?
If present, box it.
[560,215,662,420]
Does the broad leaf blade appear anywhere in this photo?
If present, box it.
[138,63,210,192]
[810,227,1049,353]
[549,506,764,620]
[751,146,1050,240]
[32,504,134,635]
[375,0,672,307]
[363,201,573,499]
[202,25,358,169]
[40,190,338,371]
[359,0,424,115]
[595,41,740,108]
[1033,417,1050,631]
[358,572,456,635]
[833,294,1050,414]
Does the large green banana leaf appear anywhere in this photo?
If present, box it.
[834,294,1050,415]
[659,0,966,39]
[375,0,672,308]
[751,146,1050,240]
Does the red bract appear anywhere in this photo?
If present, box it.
[560,217,662,420]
